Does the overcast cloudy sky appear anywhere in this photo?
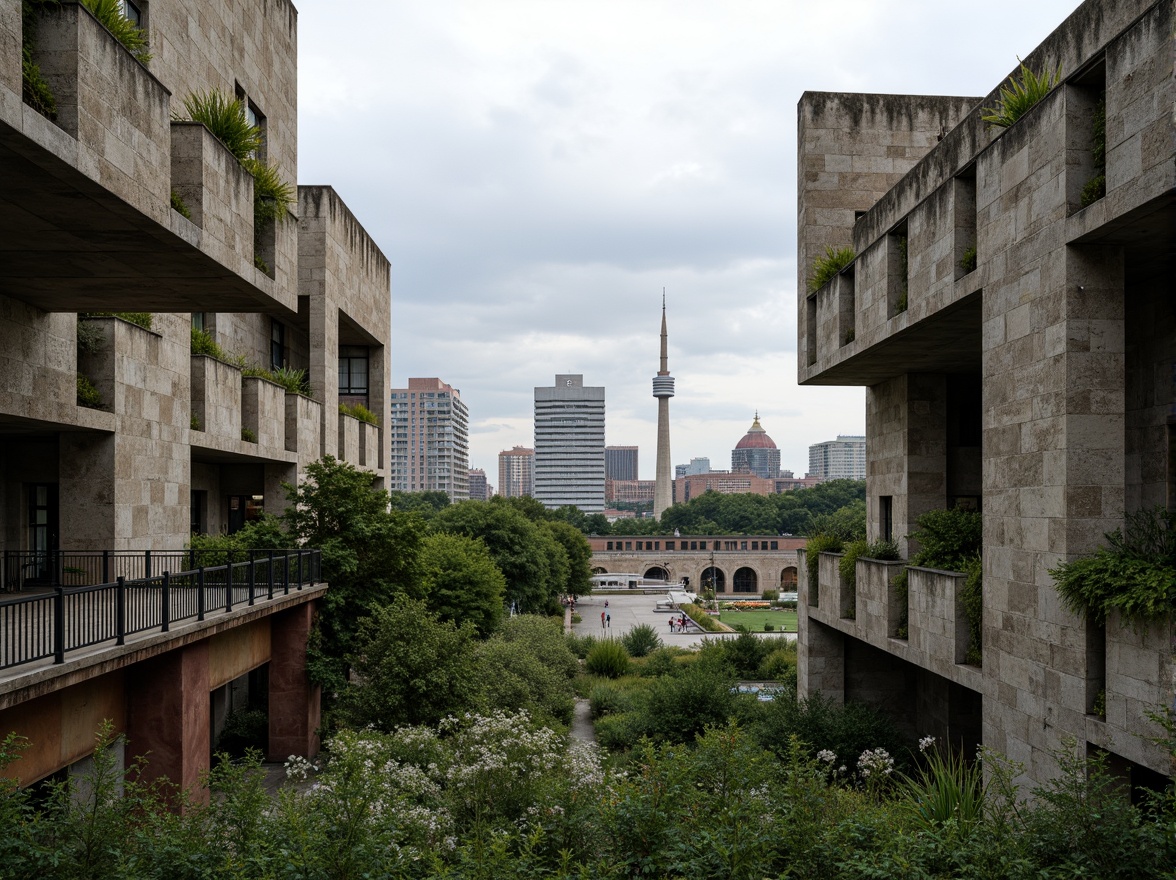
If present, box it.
[295,0,1079,483]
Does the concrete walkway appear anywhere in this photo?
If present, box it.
[571,593,796,648]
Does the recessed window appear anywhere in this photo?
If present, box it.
[270,320,285,370]
[338,346,369,397]
[121,0,142,27]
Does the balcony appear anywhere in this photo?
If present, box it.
[803,551,981,692]
[0,1,297,314]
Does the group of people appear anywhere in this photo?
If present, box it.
[668,616,690,633]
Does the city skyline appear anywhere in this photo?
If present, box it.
[296,1,1081,482]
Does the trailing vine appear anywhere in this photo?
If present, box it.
[1050,507,1176,626]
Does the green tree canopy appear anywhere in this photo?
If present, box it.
[418,532,506,635]
[544,520,594,596]
[387,490,451,520]
[431,499,559,613]
[338,596,481,730]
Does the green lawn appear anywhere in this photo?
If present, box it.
[717,609,798,633]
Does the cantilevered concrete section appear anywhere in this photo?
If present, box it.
[652,298,675,519]
[795,0,1174,791]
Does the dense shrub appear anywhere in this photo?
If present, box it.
[585,640,630,678]
[753,692,910,781]
[1050,506,1176,625]
[621,623,662,658]
[808,245,855,292]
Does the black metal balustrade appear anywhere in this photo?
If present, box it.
[0,550,321,671]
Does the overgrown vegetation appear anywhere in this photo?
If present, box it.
[1050,506,1176,626]
[339,401,379,425]
[81,0,151,63]
[959,244,977,273]
[190,326,239,364]
[981,59,1063,129]
[892,507,984,659]
[21,0,57,120]
[240,427,256,443]
[807,245,855,293]
[838,539,900,618]
[170,189,192,219]
[805,533,844,607]
[1080,93,1107,207]
[243,365,313,397]
[75,372,102,409]
[174,90,295,267]
[81,311,153,330]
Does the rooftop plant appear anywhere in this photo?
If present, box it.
[76,372,102,409]
[175,90,295,232]
[1050,506,1176,626]
[21,0,58,120]
[170,189,192,220]
[82,0,151,63]
[339,401,379,426]
[807,246,855,293]
[1080,94,1107,207]
[981,59,1062,129]
[82,311,153,330]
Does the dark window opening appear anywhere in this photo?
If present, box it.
[270,321,285,370]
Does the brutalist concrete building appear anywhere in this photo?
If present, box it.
[796,0,1173,790]
[0,0,388,792]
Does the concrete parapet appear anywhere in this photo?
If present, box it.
[908,566,972,667]
[32,2,171,227]
[242,375,286,454]
[190,355,242,442]
[284,392,322,461]
[358,419,380,470]
[337,412,360,466]
[170,122,255,276]
[856,558,908,638]
[0,0,18,99]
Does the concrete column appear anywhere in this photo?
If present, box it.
[268,602,321,761]
[798,618,845,704]
[125,641,210,805]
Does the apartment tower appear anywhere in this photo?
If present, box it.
[497,446,534,498]
[390,378,470,501]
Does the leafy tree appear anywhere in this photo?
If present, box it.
[807,498,866,541]
[431,499,558,613]
[474,617,579,725]
[339,596,481,730]
[281,456,425,694]
[419,532,506,635]
[387,489,451,520]
[544,520,593,596]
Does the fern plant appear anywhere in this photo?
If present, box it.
[177,90,263,161]
[981,59,1062,129]
[807,246,855,293]
[82,0,151,63]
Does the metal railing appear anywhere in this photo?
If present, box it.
[0,550,321,671]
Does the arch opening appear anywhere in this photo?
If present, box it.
[733,567,758,593]
[701,566,726,593]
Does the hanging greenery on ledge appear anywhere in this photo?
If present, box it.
[981,58,1062,129]
[807,246,855,293]
[81,0,152,63]
[1050,507,1176,626]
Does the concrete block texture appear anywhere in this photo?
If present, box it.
[242,375,287,454]
[797,0,1174,786]
[191,355,242,443]
[0,0,18,98]
[32,3,171,227]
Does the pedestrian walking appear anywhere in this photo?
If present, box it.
[669,618,675,634]
[606,612,611,629]
[601,611,606,629]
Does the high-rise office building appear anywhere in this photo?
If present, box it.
[605,446,639,481]
[807,435,866,481]
[390,378,470,500]
[732,414,782,480]
[533,374,605,512]
[467,469,490,500]
[497,446,534,498]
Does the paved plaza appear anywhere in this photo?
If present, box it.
[569,592,796,649]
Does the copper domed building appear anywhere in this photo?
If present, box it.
[731,413,781,480]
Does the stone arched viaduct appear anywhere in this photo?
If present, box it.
[588,535,805,595]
